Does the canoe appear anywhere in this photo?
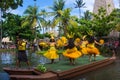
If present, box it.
[3,56,116,80]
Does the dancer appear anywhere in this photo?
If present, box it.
[80,35,88,55]
[87,35,101,61]
[43,36,59,64]
[63,33,82,65]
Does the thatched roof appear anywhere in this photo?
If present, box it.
[2,37,12,43]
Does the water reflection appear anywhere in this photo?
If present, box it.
[0,52,14,64]
[69,62,117,80]
[0,51,51,68]
[30,53,50,65]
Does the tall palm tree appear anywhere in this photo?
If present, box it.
[46,20,52,32]
[39,9,48,34]
[22,5,42,51]
[49,0,65,36]
[49,0,65,18]
[60,8,71,36]
[59,8,78,36]
[74,0,85,18]
[22,5,41,29]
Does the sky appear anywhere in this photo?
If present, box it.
[11,0,119,17]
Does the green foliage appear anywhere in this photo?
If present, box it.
[37,33,51,39]
[89,7,116,37]
[0,0,23,10]
[36,64,47,72]
[2,13,34,41]
[2,13,21,38]
[111,9,120,31]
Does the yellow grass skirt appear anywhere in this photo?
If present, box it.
[86,47,100,55]
[44,47,59,59]
[80,47,88,55]
[63,47,82,59]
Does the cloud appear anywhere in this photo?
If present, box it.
[84,0,94,12]
[11,10,23,16]
[113,0,119,8]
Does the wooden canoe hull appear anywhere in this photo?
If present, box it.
[3,57,116,80]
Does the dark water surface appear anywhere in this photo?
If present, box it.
[0,49,120,80]
[0,50,50,80]
[70,47,120,80]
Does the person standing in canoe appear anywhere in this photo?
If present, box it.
[16,37,30,68]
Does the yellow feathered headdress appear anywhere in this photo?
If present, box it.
[67,32,75,38]
[82,35,87,40]
[50,33,54,39]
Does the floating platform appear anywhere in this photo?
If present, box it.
[3,57,116,80]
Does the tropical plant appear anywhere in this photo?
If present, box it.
[36,64,47,72]
[91,7,116,37]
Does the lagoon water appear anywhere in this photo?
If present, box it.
[0,48,120,80]
[70,47,120,80]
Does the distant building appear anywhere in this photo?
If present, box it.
[93,0,115,15]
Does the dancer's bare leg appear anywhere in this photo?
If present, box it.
[89,54,92,62]
[93,54,96,61]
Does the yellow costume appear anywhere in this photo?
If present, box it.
[44,43,59,59]
[80,41,88,55]
[87,43,100,55]
[63,47,82,59]
[18,41,26,50]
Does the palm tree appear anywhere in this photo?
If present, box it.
[82,10,92,20]
[60,8,71,36]
[22,5,42,51]
[22,5,41,29]
[49,0,65,36]
[59,8,78,36]
[49,0,65,18]
[74,0,85,18]
[46,20,52,32]
[39,9,48,34]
